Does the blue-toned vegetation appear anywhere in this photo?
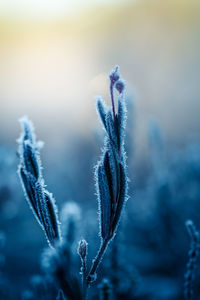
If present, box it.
[0,67,200,299]
[17,67,128,300]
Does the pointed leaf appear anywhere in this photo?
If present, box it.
[97,163,111,240]
[96,97,107,130]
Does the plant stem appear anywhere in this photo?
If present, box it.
[82,258,88,300]
[86,238,110,287]
[110,83,116,121]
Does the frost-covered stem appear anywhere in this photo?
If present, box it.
[110,82,116,121]
[82,258,88,300]
[88,65,127,294]
[78,239,88,299]
[86,238,110,287]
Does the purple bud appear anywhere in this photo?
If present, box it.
[109,66,120,84]
[115,79,125,94]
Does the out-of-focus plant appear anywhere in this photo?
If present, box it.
[60,201,81,250]
[41,201,82,300]
[56,289,66,300]
[0,231,7,299]
[107,237,140,299]
[17,66,129,300]
[98,278,112,300]
[184,220,200,300]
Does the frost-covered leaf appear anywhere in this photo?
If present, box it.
[17,116,61,248]
[97,162,111,240]
[96,96,107,130]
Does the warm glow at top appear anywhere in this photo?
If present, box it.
[0,0,131,20]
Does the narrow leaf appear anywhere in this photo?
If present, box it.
[97,163,111,240]
[111,162,128,235]
[96,97,107,130]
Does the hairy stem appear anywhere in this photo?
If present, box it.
[86,238,110,287]
[82,258,88,300]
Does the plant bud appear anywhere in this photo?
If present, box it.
[77,239,88,260]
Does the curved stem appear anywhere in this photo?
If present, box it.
[86,238,110,287]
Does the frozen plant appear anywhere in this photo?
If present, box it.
[61,201,81,247]
[78,66,128,298]
[17,117,83,300]
[17,66,129,300]
[17,117,61,248]
[41,242,82,300]
[184,220,200,300]
[77,239,88,297]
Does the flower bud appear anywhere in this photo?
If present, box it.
[109,66,120,84]
[115,79,125,94]
[77,239,88,260]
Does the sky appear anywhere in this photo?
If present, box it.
[0,0,199,152]
[0,0,134,19]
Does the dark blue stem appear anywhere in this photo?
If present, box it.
[110,82,116,121]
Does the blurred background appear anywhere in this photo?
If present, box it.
[0,0,200,299]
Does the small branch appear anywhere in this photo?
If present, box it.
[86,238,110,287]
[77,239,88,299]
[82,257,88,300]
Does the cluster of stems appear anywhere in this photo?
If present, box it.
[78,66,128,299]
[17,66,128,300]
